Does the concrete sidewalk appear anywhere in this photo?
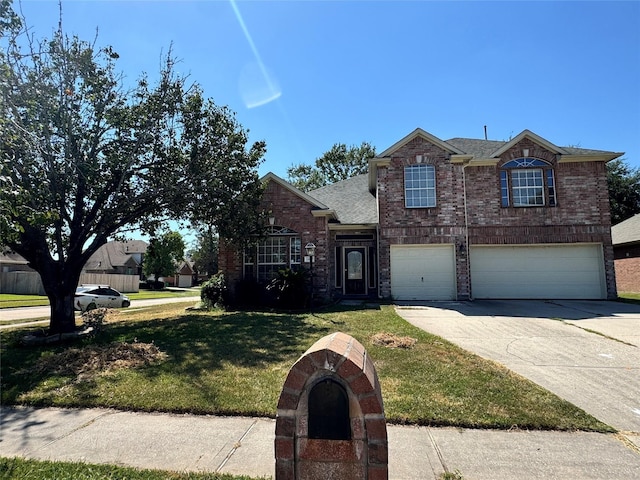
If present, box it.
[2,406,639,479]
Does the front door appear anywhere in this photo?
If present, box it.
[344,247,366,295]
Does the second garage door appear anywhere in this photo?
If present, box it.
[470,244,605,299]
[390,245,456,300]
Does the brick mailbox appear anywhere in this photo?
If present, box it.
[275,332,388,480]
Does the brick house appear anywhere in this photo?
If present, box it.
[83,240,148,277]
[219,128,622,301]
[612,213,640,293]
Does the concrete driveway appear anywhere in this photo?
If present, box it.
[395,300,640,436]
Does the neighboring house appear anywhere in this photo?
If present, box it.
[83,240,148,277]
[219,128,622,301]
[611,213,640,293]
[0,248,35,273]
[165,260,196,288]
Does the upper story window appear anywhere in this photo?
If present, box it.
[404,164,436,208]
[500,158,556,208]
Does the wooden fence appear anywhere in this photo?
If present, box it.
[0,272,140,295]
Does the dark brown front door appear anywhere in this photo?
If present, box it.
[344,247,366,295]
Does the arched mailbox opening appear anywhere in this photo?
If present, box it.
[308,379,350,440]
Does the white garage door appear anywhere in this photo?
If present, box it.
[390,245,456,300]
[470,244,605,299]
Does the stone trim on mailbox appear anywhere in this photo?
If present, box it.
[275,332,388,480]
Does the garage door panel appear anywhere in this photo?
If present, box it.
[470,245,605,299]
[391,245,456,301]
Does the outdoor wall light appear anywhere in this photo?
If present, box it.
[305,243,316,257]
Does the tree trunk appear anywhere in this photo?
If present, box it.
[48,289,78,334]
[39,261,83,335]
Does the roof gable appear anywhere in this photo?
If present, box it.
[377,128,465,157]
[262,172,330,211]
[490,129,570,158]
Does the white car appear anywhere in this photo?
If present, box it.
[75,285,131,312]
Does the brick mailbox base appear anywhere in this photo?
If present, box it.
[275,332,388,480]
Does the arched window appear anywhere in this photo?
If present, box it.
[243,226,301,282]
[500,158,557,207]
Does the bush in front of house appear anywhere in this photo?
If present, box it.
[233,277,266,307]
[266,267,310,309]
[200,272,229,309]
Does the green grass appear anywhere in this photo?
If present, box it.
[128,289,200,301]
[0,303,612,432]
[617,292,640,304]
[0,289,199,309]
[0,294,51,308]
[0,457,264,480]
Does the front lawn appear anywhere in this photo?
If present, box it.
[1,303,612,432]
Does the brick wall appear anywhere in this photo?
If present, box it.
[614,243,640,293]
[377,136,468,299]
[218,179,330,300]
[375,136,616,299]
[615,258,640,293]
[275,332,387,480]
[464,140,615,298]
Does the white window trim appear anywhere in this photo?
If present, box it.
[404,164,436,208]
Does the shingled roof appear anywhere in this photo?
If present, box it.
[308,174,377,225]
[445,137,620,159]
[84,240,148,271]
[612,213,640,246]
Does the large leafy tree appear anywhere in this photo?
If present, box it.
[607,158,640,225]
[188,227,218,279]
[0,4,266,333]
[287,142,376,191]
[143,231,185,287]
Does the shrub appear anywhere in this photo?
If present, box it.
[200,272,228,309]
[233,278,266,307]
[266,267,310,309]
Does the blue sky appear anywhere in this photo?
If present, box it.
[17,0,640,181]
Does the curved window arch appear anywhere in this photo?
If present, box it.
[500,157,557,208]
[502,158,551,168]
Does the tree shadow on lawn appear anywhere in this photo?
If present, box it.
[108,310,332,373]
[2,307,358,412]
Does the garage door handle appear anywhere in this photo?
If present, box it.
[421,277,424,282]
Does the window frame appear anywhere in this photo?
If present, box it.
[243,227,302,283]
[500,158,557,208]
[404,164,436,208]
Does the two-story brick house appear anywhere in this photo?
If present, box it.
[219,128,621,301]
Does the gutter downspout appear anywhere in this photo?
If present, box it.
[462,161,473,301]
[376,176,382,300]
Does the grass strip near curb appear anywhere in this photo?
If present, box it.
[0,290,200,309]
[0,294,51,308]
[1,304,612,432]
[0,457,265,480]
